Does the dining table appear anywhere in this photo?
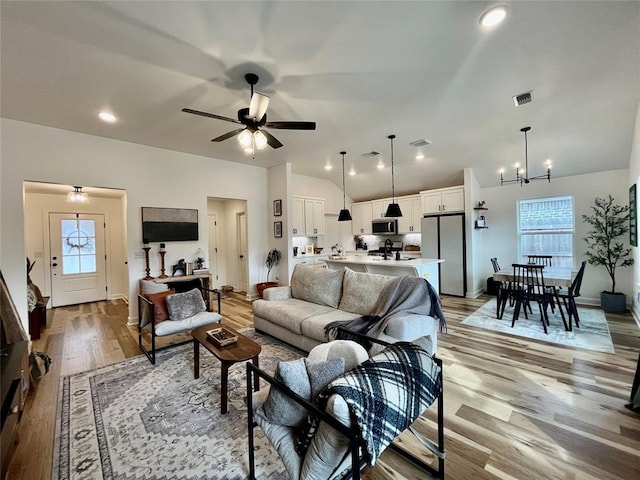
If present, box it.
[493,266,574,288]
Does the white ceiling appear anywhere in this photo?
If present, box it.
[2,1,639,202]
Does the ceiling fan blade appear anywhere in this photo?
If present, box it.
[261,129,284,149]
[211,128,246,142]
[248,92,270,121]
[182,108,241,124]
[264,121,316,130]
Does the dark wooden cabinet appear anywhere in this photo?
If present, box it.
[1,341,29,477]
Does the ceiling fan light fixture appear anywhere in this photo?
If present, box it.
[67,185,88,203]
[385,134,403,217]
[254,130,268,149]
[238,129,253,147]
[338,151,352,222]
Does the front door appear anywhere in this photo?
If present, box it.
[50,213,107,307]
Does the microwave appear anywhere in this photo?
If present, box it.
[372,219,398,235]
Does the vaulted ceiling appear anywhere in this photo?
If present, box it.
[2,1,639,201]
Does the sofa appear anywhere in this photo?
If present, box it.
[252,265,442,355]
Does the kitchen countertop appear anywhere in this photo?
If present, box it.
[324,256,442,266]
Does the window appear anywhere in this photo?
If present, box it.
[518,196,574,268]
[61,218,97,274]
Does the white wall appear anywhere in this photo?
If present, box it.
[1,119,268,327]
[627,101,640,322]
[478,169,631,306]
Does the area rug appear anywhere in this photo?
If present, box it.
[461,298,615,354]
[53,329,303,480]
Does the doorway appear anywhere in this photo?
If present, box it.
[49,213,107,306]
[237,211,249,293]
[208,213,219,288]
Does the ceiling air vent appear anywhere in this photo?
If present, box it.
[362,151,380,158]
[513,90,533,107]
[409,138,432,147]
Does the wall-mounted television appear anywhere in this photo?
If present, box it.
[142,207,198,242]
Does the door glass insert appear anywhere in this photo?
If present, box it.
[61,218,97,274]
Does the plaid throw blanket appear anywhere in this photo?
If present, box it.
[316,342,441,466]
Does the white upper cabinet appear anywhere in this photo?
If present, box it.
[304,198,325,236]
[352,202,373,235]
[291,196,306,235]
[291,196,324,236]
[420,186,464,215]
[397,195,422,233]
[371,199,390,219]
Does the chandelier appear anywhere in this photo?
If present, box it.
[500,127,552,186]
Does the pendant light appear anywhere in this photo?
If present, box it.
[338,151,352,221]
[385,134,403,217]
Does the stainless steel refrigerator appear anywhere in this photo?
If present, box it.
[421,213,466,296]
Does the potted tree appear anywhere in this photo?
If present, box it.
[582,195,634,312]
[256,248,282,299]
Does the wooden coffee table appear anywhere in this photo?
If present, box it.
[191,323,261,414]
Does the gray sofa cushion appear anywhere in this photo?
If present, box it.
[262,358,311,427]
[300,309,361,343]
[291,265,344,308]
[253,298,336,335]
[338,267,396,316]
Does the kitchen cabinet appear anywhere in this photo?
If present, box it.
[371,199,391,219]
[291,196,306,235]
[397,195,422,233]
[291,196,324,236]
[352,202,373,235]
[304,198,325,236]
[420,186,464,215]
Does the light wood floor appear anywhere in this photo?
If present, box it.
[6,293,640,479]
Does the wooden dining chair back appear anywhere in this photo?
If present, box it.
[490,257,501,273]
[527,254,553,266]
[557,261,587,330]
[511,263,552,333]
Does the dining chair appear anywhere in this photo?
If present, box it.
[556,261,586,331]
[510,263,555,333]
[527,254,553,266]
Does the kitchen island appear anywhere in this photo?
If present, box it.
[324,256,443,294]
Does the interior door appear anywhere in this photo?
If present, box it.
[237,212,248,293]
[50,213,107,307]
[208,213,219,288]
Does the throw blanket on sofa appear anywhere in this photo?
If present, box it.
[325,276,446,344]
[316,342,441,466]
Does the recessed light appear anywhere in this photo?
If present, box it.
[324,164,333,171]
[480,6,507,27]
[377,162,385,170]
[349,169,356,176]
[98,111,117,123]
[415,153,425,160]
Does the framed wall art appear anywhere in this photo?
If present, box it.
[274,221,282,238]
[273,199,282,217]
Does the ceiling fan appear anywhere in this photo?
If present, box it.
[182,73,316,150]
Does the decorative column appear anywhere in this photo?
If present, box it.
[158,243,168,279]
[143,240,153,280]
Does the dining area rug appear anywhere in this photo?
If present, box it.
[52,328,302,480]
[461,297,615,354]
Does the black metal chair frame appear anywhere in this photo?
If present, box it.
[527,254,553,266]
[246,328,445,480]
[137,286,221,364]
[556,261,586,331]
[510,263,561,333]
